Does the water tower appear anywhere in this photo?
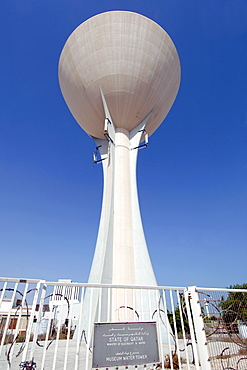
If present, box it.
[59,11,180,339]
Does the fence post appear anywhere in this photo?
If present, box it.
[187,286,211,370]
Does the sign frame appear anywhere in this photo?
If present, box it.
[92,321,160,368]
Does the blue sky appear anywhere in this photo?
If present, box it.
[0,1,246,288]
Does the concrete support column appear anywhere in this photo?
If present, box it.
[111,129,135,321]
[113,128,135,286]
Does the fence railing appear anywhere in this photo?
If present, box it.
[0,278,246,370]
[196,287,247,370]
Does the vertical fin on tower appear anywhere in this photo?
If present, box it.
[130,105,157,148]
[99,86,115,144]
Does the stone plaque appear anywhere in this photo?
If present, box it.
[92,321,160,368]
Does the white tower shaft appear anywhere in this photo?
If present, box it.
[82,90,161,327]
[90,89,157,287]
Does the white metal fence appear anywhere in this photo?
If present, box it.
[0,278,246,370]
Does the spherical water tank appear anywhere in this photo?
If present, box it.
[58,11,181,139]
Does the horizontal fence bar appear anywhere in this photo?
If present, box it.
[0,278,186,291]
